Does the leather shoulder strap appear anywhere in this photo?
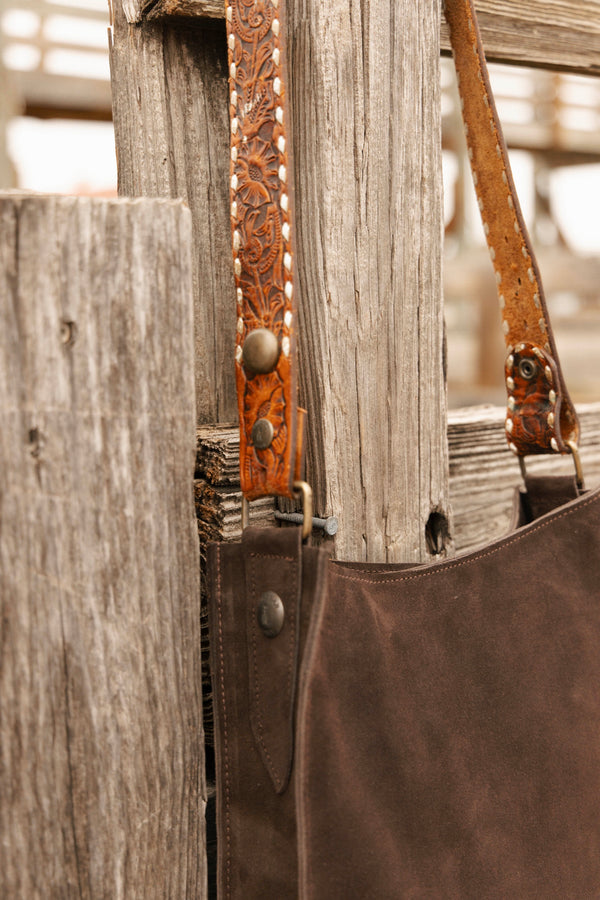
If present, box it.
[227,0,582,502]
[444,0,579,457]
[225,0,304,500]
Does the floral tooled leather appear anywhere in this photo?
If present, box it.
[504,344,566,456]
[445,0,580,456]
[226,0,300,500]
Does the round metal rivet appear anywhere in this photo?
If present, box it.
[252,418,274,450]
[518,358,537,380]
[242,328,280,374]
[257,591,285,638]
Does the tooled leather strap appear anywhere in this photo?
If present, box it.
[227,0,581,498]
[225,0,304,500]
[445,0,580,457]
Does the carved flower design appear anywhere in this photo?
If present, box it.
[244,370,287,460]
[236,137,279,208]
[238,206,282,300]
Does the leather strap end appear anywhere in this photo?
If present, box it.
[504,343,579,456]
[445,0,580,458]
[227,0,301,500]
[237,352,299,501]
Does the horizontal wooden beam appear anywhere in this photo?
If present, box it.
[122,0,222,23]
[442,0,600,76]
[448,402,600,551]
[195,401,600,556]
[124,0,600,76]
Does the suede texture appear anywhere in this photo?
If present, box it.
[209,484,600,898]
[298,486,600,898]
[208,526,329,898]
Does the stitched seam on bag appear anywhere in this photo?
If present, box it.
[249,557,280,789]
[286,551,298,780]
[250,553,298,793]
[248,552,295,561]
[215,544,232,897]
[296,560,327,898]
[332,491,599,585]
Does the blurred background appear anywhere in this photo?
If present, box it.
[1,0,598,408]
[0,0,115,194]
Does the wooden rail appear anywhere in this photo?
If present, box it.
[123,0,600,76]
[195,402,600,554]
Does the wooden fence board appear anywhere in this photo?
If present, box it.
[287,0,447,561]
[442,0,600,75]
[0,194,205,898]
[124,0,600,75]
[109,5,236,424]
[449,402,600,551]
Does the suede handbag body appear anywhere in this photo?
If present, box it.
[208,0,600,896]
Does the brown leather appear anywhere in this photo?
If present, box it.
[209,485,600,898]
[515,474,581,525]
[225,0,303,499]
[444,0,579,457]
[208,527,329,898]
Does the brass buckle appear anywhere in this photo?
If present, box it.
[241,480,314,540]
[518,441,584,490]
[567,441,585,489]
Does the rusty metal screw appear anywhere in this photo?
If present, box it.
[274,511,338,536]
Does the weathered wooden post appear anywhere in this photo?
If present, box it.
[0,194,204,898]
[109,6,236,425]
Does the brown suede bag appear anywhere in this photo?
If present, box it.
[209,479,600,898]
[209,0,600,895]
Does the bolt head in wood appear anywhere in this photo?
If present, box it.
[242,328,280,374]
[252,418,274,450]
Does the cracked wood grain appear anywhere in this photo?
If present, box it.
[124,0,600,75]
[110,4,236,424]
[289,0,448,561]
[0,194,205,898]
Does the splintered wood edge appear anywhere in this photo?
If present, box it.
[124,0,600,76]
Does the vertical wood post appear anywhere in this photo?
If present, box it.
[291,0,448,560]
[0,195,205,898]
[109,4,237,425]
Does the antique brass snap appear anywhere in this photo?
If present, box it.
[252,417,274,449]
[242,328,280,374]
[257,591,285,638]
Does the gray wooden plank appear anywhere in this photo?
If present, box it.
[442,0,600,76]
[109,5,237,424]
[196,401,600,555]
[449,402,600,551]
[112,0,448,562]
[0,194,205,898]
[288,0,448,561]
[126,0,600,75]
